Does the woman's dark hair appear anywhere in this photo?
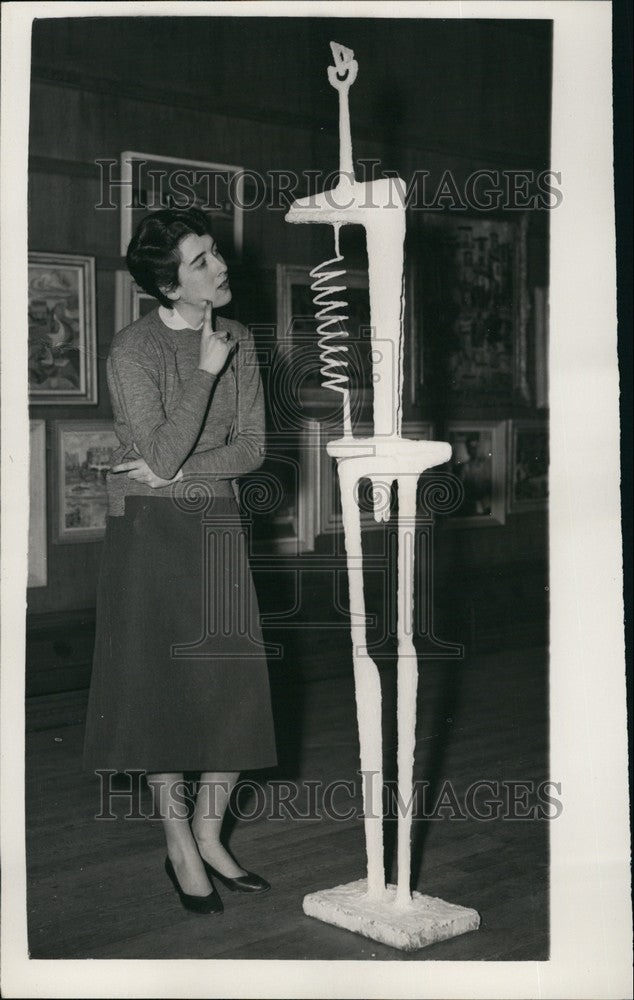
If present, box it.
[126,207,214,308]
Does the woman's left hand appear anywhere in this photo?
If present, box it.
[111,454,183,488]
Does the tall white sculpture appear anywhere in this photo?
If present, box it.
[286,42,481,951]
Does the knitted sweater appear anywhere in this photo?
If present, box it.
[105,308,265,516]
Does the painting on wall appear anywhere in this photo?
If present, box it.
[533,286,549,409]
[119,151,245,259]
[28,253,97,404]
[508,420,549,512]
[28,420,47,588]
[317,421,434,535]
[115,271,157,330]
[442,421,507,527]
[53,422,119,543]
[276,264,372,416]
[415,215,529,405]
[245,421,320,554]
[405,253,425,407]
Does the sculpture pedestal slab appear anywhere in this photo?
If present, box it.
[303,879,480,952]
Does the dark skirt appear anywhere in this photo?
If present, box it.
[82,494,277,773]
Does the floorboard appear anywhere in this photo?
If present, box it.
[25,645,549,960]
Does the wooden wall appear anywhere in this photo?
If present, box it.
[27,16,550,618]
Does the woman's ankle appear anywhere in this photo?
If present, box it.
[191,826,220,852]
[194,839,246,875]
[165,828,200,864]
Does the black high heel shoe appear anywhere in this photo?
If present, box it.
[201,859,271,894]
[164,856,224,914]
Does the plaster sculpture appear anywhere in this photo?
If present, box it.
[285,42,480,951]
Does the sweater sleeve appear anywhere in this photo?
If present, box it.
[181,328,266,478]
[107,341,217,481]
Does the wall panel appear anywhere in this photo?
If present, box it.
[27,18,550,629]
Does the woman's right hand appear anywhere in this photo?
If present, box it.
[111,455,183,488]
[198,301,235,375]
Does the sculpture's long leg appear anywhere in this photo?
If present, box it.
[337,462,386,900]
[395,474,420,908]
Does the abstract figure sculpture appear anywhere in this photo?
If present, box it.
[285,42,480,951]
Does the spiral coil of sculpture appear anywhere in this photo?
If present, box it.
[310,225,353,435]
[285,42,480,951]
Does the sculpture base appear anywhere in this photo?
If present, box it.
[302,878,480,952]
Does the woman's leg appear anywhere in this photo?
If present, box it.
[191,771,247,877]
[146,771,212,896]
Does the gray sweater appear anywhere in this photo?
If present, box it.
[105,309,265,516]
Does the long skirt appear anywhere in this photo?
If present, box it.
[82,494,278,773]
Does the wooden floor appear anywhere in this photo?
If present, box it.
[25,643,548,961]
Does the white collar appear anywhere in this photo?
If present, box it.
[158,304,203,331]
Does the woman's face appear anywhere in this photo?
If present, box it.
[167,232,232,309]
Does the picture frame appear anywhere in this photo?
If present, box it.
[114,270,157,330]
[534,286,549,409]
[507,419,549,512]
[443,420,507,527]
[52,421,119,543]
[119,151,245,258]
[247,421,321,554]
[276,264,372,413]
[317,420,435,535]
[28,252,97,404]
[415,214,530,405]
[28,420,47,588]
[316,419,345,537]
[405,253,425,408]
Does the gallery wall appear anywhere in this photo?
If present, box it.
[27,16,551,616]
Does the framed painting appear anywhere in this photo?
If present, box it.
[52,421,119,543]
[507,419,549,512]
[120,151,245,258]
[415,214,529,405]
[442,421,507,527]
[114,271,157,330]
[276,264,372,414]
[246,421,320,554]
[317,420,434,535]
[534,286,549,409]
[405,252,425,408]
[402,421,435,441]
[28,252,97,404]
[28,420,47,588]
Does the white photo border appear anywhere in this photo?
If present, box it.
[1,3,630,999]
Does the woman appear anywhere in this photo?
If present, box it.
[83,208,277,914]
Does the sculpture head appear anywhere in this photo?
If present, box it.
[328,41,358,91]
